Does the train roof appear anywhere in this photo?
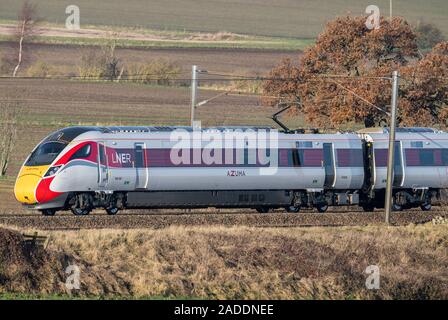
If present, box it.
[43,126,101,144]
[357,127,442,134]
[101,126,276,133]
[49,126,446,144]
[51,125,279,136]
[45,126,284,144]
[69,126,444,135]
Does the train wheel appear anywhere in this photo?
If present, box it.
[105,207,119,215]
[256,207,270,213]
[70,193,92,216]
[420,203,432,211]
[41,209,56,216]
[71,207,91,216]
[316,204,328,213]
[285,206,300,213]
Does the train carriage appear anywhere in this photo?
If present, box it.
[14,125,446,215]
[359,127,448,210]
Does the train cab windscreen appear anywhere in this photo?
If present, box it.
[25,141,67,166]
[24,127,102,167]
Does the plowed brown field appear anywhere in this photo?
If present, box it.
[0,42,297,76]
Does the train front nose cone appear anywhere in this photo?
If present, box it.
[14,173,41,204]
[14,165,49,204]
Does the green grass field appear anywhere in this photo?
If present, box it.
[0,0,447,38]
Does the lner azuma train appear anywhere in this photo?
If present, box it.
[14,126,448,216]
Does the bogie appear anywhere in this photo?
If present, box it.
[69,193,93,216]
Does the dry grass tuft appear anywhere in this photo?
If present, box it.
[0,227,131,296]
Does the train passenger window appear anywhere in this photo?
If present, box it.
[442,150,448,166]
[375,148,403,167]
[406,149,448,166]
[279,149,289,166]
[296,149,323,167]
[374,149,388,167]
[420,149,435,166]
[337,149,363,167]
[69,144,91,160]
[279,149,300,167]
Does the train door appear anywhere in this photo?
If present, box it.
[98,142,109,187]
[135,143,148,189]
[323,143,335,188]
[393,141,404,187]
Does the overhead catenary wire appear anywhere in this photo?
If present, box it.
[0,69,446,82]
[205,70,395,80]
[399,75,448,82]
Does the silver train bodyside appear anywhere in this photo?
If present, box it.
[15,126,448,215]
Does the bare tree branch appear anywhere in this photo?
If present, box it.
[0,102,21,177]
[12,1,38,77]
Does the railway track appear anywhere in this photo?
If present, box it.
[0,210,445,231]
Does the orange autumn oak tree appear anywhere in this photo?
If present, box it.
[263,16,448,128]
[400,42,448,126]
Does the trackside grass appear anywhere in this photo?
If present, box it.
[2,223,443,299]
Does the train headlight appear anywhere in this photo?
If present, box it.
[44,165,62,177]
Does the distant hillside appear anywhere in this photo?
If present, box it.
[0,0,446,38]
